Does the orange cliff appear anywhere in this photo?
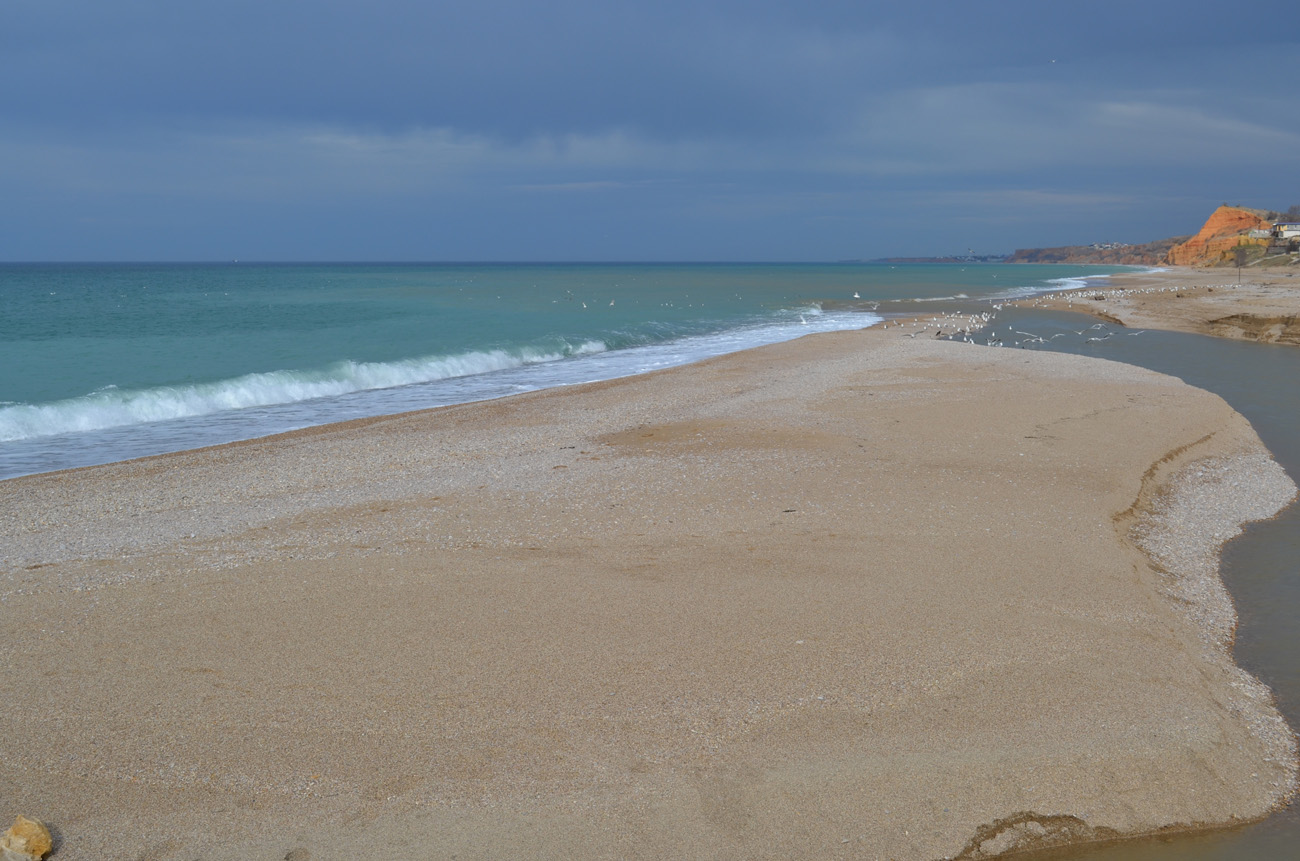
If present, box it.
[1166,205,1272,266]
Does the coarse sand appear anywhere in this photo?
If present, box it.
[1,328,1295,860]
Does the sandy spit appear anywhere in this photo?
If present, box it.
[1,327,1295,860]
[1018,267,1300,343]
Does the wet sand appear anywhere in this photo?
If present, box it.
[1,327,1296,860]
[1020,267,1300,344]
[959,308,1300,860]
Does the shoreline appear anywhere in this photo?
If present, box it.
[2,326,1296,859]
[1015,267,1300,343]
[0,261,1126,485]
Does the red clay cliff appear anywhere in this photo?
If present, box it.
[1166,205,1272,266]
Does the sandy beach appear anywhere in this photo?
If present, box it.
[1020,267,1300,344]
[2,326,1297,860]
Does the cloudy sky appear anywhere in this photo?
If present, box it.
[3,0,1297,261]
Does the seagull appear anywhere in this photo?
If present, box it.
[853,292,861,299]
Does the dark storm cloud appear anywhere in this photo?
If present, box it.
[1,0,1297,260]
[8,0,1278,135]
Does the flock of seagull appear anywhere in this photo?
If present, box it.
[877,303,1150,349]
[873,279,1246,347]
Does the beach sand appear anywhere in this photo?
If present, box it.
[2,328,1296,860]
[1020,267,1300,343]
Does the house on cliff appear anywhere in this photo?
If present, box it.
[1165,205,1273,266]
[1270,223,1300,253]
[1159,207,1299,266]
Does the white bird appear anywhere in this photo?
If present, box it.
[853,292,861,299]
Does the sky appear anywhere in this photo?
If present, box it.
[2,0,1297,261]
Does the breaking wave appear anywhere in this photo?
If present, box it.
[0,341,608,441]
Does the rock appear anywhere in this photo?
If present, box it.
[1166,205,1273,266]
[0,816,52,860]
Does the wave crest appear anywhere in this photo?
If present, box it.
[0,341,607,441]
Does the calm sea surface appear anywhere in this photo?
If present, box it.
[0,261,1120,479]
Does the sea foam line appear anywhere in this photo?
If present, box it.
[980,272,1132,302]
[0,341,607,442]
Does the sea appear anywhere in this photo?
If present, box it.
[3,262,1299,857]
[0,261,1123,480]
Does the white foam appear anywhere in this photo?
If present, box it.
[978,271,1132,302]
[0,343,604,442]
[0,311,881,478]
[1043,274,1107,292]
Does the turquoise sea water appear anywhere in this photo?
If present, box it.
[4,264,1298,857]
[0,262,1126,479]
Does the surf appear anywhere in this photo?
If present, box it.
[0,342,608,442]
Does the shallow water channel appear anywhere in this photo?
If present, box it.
[970,307,1300,860]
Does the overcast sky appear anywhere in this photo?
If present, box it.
[3,0,1297,261]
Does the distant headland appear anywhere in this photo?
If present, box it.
[873,204,1300,268]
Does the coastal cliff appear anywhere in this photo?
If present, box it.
[1006,205,1285,268]
[1006,236,1184,266]
[1166,205,1273,266]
